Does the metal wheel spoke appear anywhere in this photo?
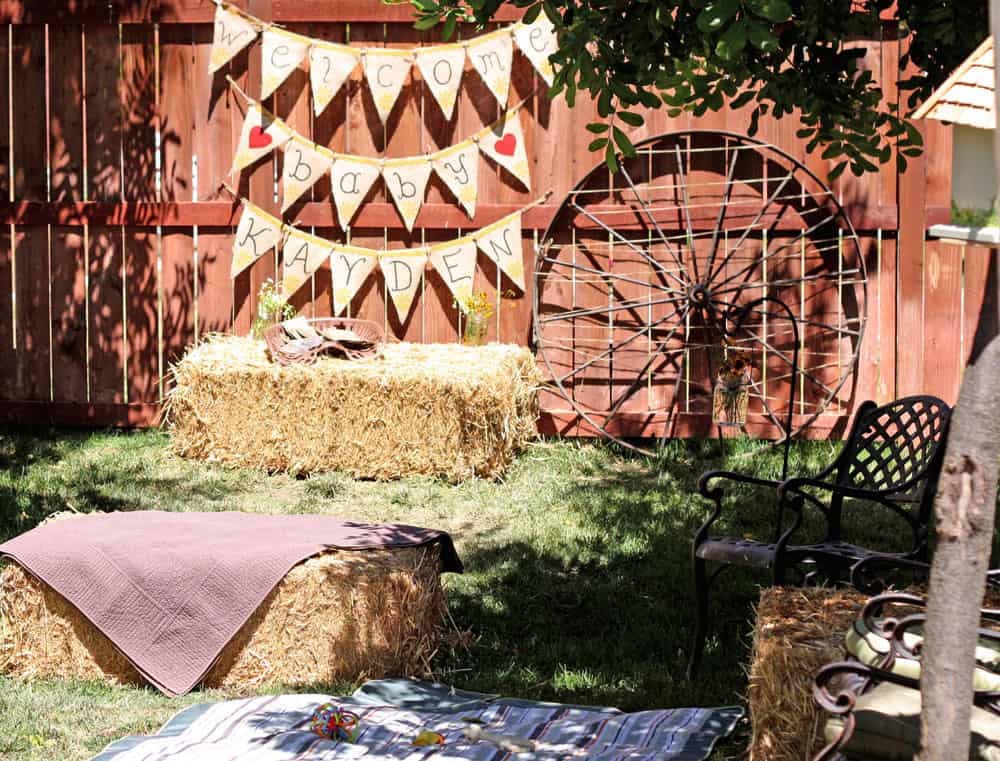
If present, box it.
[605,320,686,418]
[538,293,687,325]
[617,162,689,281]
[673,144,700,283]
[704,148,740,280]
[538,256,683,294]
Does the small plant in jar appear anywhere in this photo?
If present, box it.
[252,278,295,339]
[712,350,752,427]
[456,291,493,346]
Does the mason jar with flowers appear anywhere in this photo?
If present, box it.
[712,352,752,427]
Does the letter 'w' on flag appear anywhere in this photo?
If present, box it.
[514,16,557,86]
[232,102,293,173]
[382,158,433,232]
[362,49,411,125]
[330,157,382,230]
[231,202,283,278]
[309,41,359,117]
[209,3,258,73]
[468,29,514,106]
[281,137,334,212]
[281,227,333,298]
[413,45,466,121]
[475,210,525,291]
[260,27,310,100]
[330,245,379,315]
[380,249,427,323]
[429,237,478,308]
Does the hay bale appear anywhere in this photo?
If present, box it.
[165,336,542,481]
[0,544,446,692]
[748,585,1000,761]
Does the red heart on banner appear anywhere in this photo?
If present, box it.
[494,133,517,157]
[249,126,272,150]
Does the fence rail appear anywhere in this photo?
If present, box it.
[0,0,986,437]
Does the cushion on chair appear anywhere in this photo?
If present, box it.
[847,619,1000,692]
[823,682,1000,761]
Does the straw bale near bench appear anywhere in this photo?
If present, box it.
[0,543,446,692]
[165,336,541,481]
[748,585,1000,761]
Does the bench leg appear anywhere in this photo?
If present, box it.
[688,555,710,679]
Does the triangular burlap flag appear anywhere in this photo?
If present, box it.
[475,211,524,290]
[260,28,310,100]
[380,249,427,322]
[330,157,381,229]
[413,45,465,121]
[468,30,513,106]
[281,137,334,211]
[433,141,479,219]
[232,102,293,172]
[231,202,283,278]
[429,238,478,308]
[478,109,531,190]
[382,159,432,232]
[209,4,258,73]
[309,41,359,116]
[330,245,379,315]
[362,49,411,124]
[514,17,557,86]
[282,226,333,298]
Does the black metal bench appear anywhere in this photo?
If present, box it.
[689,395,952,676]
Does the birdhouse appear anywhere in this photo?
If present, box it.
[915,36,999,246]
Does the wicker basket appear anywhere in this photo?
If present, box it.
[264,318,385,365]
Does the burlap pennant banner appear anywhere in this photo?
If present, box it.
[309,41,359,116]
[432,142,479,219]
[362,49,412,125]
[231,201,284,277]
[282,226,333,298]
[232,102,294,172]
[331,157,382,230]
[210,3,258,73]
[261,27,310,100]
[513,16,557,86]
[429,237,478,308]
[330,245,380,315]
[468,29,514,107]
[383,159,433,232]
[413,45,466,121]
[475,210,525,290]
[281,137,334,211]
[380,249,428,322]
[478,109,531,190]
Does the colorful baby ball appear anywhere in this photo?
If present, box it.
[309,703,361,742]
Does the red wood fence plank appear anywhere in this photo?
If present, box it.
[49,227,88,402]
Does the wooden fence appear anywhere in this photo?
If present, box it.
[0,0,989,436]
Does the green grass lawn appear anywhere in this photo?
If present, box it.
[0,427,898,760]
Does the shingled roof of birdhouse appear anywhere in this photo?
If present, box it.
[913,36,995,129]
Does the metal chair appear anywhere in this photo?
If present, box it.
[689,395,952,676]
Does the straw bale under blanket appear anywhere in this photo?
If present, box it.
[165,336,542,480]
[0,543,446,692]
[748,585,1000,761]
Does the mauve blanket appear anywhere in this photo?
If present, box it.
[0,511,462,696]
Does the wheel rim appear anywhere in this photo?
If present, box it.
[533,130,867,454]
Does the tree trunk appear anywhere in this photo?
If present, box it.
[917,9,1000,756]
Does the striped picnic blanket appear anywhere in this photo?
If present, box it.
[91,681,742,761]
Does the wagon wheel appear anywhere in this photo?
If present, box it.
[533,130,867,454]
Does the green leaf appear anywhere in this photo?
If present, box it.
[613,126,637,157]
[747,21,778,52]
[588,137,609,151]
[413,16,440,30]
[696,0,740,33]
[617,111,644,127]
[828,161,848,181]
[586,122,610,134]
[715,20,748,60]
[754,0,792,22]
[522,3,542,24]
[442,15,457,40]
[730,90,755,109]
[604,141,619,172]
[902,147,923,157]
[896,153,908,173]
